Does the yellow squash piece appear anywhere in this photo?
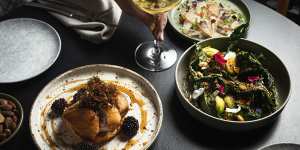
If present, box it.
[224,96,235,108]
[202,47,219,57]
[215,96,225,114]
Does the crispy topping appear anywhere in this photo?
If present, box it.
[87,77,118,103]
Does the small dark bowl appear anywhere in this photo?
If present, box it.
[175,38,291,131]
[0,93,24,145]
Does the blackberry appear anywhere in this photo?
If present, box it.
[121,116,139,139]
[75,142,99,150]
[51,98,67,116]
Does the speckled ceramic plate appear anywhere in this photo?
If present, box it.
[0,18,61,83]
[30,64,163,150]
[168,0,250,41]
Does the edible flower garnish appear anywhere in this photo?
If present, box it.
[224,51,236,60]
[214,52,227,65]
[247,76,260,83]
[218,84,225,94]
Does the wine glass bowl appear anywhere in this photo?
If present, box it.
[132,0,182,14]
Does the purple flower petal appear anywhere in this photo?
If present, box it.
[248,76,260,83]
[256,108,262,114]
[218,84,225,94]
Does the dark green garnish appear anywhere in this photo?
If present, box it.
[227,23,249,52]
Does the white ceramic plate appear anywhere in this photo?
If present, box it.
[0,18,61,83]
[30,64,163,150]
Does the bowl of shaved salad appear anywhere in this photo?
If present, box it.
[168,0,250,41]
[175,38,291,131]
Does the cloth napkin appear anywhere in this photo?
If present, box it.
[34,0,122,44]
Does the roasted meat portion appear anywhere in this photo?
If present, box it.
[61,77,130,144]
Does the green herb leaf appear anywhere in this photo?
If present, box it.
[227,23,249,52]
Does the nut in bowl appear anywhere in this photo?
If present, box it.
[175,38,291,131]
[0,93,24,145]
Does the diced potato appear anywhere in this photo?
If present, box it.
[225,57,236,74]
[215,96,225,114]
[239,84,247,91]
[202,47,219,57]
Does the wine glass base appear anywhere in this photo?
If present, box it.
[135,41,177,72]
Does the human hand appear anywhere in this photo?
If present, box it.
[147,13,168,41]
[114,0,168,41]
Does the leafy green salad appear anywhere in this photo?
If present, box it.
[188,44,279,121]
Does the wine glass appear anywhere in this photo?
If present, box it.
[132,0,182,71]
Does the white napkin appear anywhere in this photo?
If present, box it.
[1,0,121,44]
[45,0,122,44]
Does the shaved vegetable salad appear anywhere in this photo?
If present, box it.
[177,0,246,39]
[188,44,279,121]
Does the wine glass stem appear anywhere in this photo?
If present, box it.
[154,40,161,54]
[153,40,162,65]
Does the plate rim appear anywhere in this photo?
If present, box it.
[168,0,251,42]
[29,64,163,150]
[259,143,300,150]
[0,18,62,84]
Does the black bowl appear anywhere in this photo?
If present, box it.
[175,38,291,131]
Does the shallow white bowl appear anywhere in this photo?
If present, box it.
[30,64,163,150]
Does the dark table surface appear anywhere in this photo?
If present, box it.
[1,0,300,150]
